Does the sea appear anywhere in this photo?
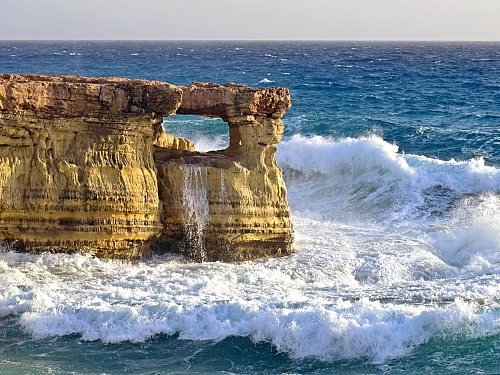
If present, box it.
[1,41,500,374]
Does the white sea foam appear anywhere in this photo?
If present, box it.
[1,249,499,364]
[427,193,500,267]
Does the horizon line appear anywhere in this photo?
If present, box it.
[1,39,500,43]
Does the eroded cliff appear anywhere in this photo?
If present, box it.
[0,74,293,261]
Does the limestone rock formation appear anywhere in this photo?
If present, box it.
[0,74,293,261]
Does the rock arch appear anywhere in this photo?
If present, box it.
[0,74,293,261]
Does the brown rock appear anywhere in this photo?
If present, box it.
[177,82,291,119]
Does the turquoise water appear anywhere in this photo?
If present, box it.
[1,41,500,374]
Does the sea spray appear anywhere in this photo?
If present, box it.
[277,134,500,226]
[180,165,210,261]
[276,134,500,273]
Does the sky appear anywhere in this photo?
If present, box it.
[1,0,500,41]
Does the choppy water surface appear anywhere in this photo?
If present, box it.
[1,41,500,374]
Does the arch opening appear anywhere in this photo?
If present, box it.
[162,115,229,152]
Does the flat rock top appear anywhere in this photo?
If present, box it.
[0,74,158,85]
[0,74,291,119]
[0,74,183,117]
[178,82,291,119]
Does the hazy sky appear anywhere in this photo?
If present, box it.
[2,0,500,41]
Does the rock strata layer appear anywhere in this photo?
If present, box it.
[0,74,293,261]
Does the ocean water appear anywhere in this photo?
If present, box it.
[1,41,500,374]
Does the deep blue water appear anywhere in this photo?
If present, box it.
[2,41,499,164]
[1,41,500,374]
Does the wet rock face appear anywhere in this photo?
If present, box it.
[0,74,293,261]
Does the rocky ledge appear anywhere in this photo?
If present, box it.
[0,74,293,261]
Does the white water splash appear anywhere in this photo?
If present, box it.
[277,134,500,269]
[257,78,275,84]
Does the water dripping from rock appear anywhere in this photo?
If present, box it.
[180,165,210,261]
